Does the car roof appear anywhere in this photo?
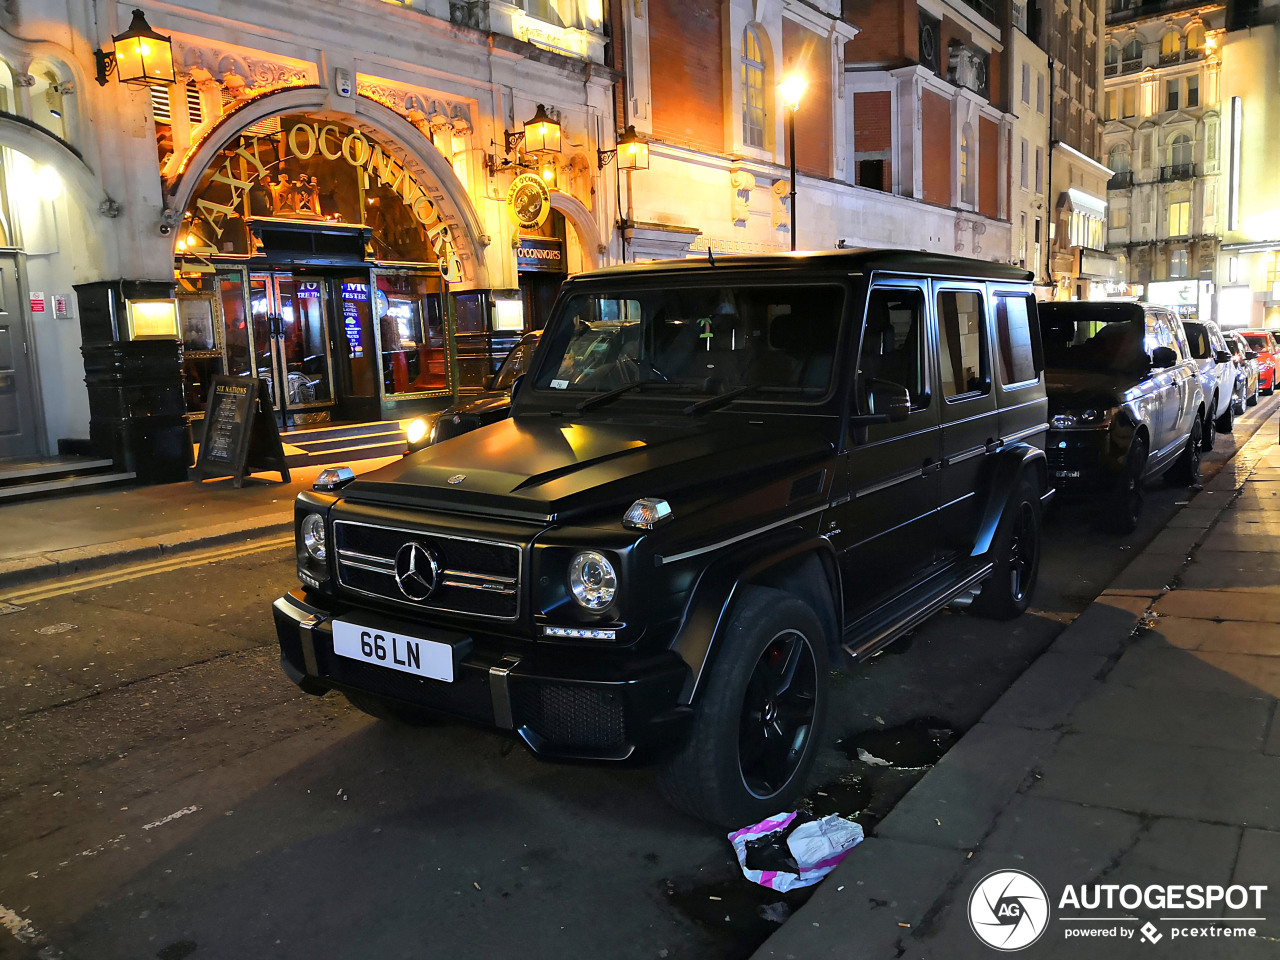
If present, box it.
[567,249,1034,284]
[1038,300,1146,323]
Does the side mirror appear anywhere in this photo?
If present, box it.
[1151,346,1178,368]
[1215,350,1232,364]
[1246,350,1260,361]
[850,380,912,426]
[510,374,525,402]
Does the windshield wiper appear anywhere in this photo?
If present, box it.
[683,383,758,416]
[575,379,676,413]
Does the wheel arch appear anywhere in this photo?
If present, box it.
[971,444,1049,558]
[670,532,842,705]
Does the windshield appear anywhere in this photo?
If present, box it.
[531,283,846,401]
[1040,316,1149,375]
[492,337,537,392]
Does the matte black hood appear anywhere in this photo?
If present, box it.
[343,415,832,522]
[439,391,511,418]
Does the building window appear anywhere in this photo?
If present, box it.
[1121,86,1137,118]
[1105,91,1117,120]
[960,125,974,205]
[1021,138,1029,189]
[1160,31,1182,65]
[1170,133,1193,168]
[1122,38,1143,72]
[1035,147,1043,193]
[1166,79,1180,112]
[1170,248,1189,277]
[1186,24,1206,59]
[1168,199,1191,236]
[1109,143,1131,173]
[1105,44,1120,77]
[1022,63,1031,104]
[1036,74,1045,113]
[1186,75,1199,108]
[741,26,767,150]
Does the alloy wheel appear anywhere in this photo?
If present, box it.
[1007,502,1038,603]
[738,630,818,800]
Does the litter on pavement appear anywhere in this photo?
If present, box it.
[728,811,864,892]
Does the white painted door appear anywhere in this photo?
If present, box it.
[0,254,40,459]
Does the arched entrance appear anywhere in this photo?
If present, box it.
[166,94,490,427]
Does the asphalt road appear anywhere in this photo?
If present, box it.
[1,397,1275,960]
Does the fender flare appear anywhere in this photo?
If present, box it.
[971,444,1048,558]
[669,529,842,704]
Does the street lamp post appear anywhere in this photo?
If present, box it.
[778,74,807,252]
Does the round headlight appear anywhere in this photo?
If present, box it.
[568,551,617,610]
[301,513,327,561]
[406,418,429,446]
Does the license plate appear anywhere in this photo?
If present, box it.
[331,619,454,682]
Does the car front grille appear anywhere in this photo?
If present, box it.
[510,683,627,751]
[333,520,521,619]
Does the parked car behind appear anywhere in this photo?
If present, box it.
[1225,331,1260,412]
[275,250,1053,826]
[1039,301,1204,533]
[1241,330,1278,395]
[1182,319,1236,446]
[408,331,542,453]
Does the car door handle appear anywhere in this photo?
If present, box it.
[921,458,942,476]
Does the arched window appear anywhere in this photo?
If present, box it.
[1109,143,1131,173]
[1105,44,1120,75]
[1160,31,1181,63]
[28,67,66,142]
[960,124,973,205]
[741,26,767,150]
[1170,133,1193,169]
[1122,38,1143,71]
[1186,24,1206,57]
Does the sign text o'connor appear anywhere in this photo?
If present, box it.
[968,870,1050,951]
[182,119,462,282]
[507,173,551,230]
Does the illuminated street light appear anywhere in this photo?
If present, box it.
[778,74,807,251]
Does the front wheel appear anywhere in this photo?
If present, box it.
[1202,402,1218,451]
[658,587,829,827]
[1248,382,1259,406]
[1165,417,1203,487]
[972,476,1042,621]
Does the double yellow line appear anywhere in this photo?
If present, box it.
[1,534,294,606]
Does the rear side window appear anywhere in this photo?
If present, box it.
[860,287,929,408]
[993,294,1040,385]
[937,290,990,399]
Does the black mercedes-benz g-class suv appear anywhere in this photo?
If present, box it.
[274,250,1052,826]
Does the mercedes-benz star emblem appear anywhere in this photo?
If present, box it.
[394,541,442,601]
[447,474,466,484]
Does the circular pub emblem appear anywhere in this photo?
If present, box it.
[507,173,551,230]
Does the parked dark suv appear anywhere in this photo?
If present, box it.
[274,251,1053,825]
[1040,301,1204,533]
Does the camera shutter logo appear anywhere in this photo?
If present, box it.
[968,870,1050,951]
[394,542,441,601]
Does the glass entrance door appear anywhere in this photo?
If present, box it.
[249,272,335,419]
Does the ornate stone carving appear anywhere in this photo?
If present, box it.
[172,41,313,98]
[771,179,790,231]
[729,167,755,225]
[358,78,474,134]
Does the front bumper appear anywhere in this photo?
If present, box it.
[273,589,692,761]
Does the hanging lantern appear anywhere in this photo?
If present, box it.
[521,104,561,156]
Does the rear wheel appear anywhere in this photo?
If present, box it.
[1217,395,1235,434]
[972,476,1042,621]
[1102,436,1147,535]
[1202,400,1218,451]
[343,691,439,726]
[658,587,828,827]
[1165,417,1203,487]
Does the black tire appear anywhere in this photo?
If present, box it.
[657,587,829,827]
[1202,401,1217,451]
[1101,435,1147,535]
[1248,383,1259,406]
[972,476,1042,620]
[1165,417,1203,487]
[343,690,439,725]
[1218,396,1236,433]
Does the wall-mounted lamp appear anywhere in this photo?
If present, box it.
[598,125,649,171]
[521,104,562,156]
[95,8,175,87]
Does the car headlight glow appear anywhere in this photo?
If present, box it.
[406,418,429,446]
[301,513,327,561]
[568,550,617,610]
[1051,408,1115,429]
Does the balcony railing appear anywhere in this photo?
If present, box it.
[1105,61,1119,76]
[1121,57,1143,73]
[1160,163,1196,181]
[1108,171,1134,189]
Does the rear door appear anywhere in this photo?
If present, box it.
[992,289,1046,448]
[834,280,942,624]
[934,282,999,559]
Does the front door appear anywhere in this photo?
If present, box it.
[249,272,335,421]
[0,254,40,458]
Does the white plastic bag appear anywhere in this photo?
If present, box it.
[728,812,864,892]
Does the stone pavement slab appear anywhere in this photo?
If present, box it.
[1147,615,1280,655]
[1066,683,1271,751]
[1155,589,1280,620]
[1109,644,1280,698]
[982,650,1107,730]
[1178,550,1280,590]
